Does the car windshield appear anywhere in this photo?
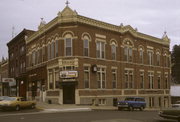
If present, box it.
[125,98,135,101]
[3,97,16,101]
[0,96,9,101]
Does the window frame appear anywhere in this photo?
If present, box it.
[65,38,72,56]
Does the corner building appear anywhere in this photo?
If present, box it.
[26,6,171,108]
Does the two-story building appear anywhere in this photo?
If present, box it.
[25,5,171,108]
[7,29,35,98]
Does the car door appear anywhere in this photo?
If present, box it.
[20,98,27,108]
[135,98,141,108]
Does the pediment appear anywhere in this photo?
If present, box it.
[58,6,78,17]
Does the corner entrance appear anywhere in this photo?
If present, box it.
[63,84,75,104]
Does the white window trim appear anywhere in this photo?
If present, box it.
[64,38,73,56]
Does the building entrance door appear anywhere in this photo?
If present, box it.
[63,84,75,104]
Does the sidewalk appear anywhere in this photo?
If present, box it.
[36,102,159,113]
[36,102,117,112]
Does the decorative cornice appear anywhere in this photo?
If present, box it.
[26,7,170,47]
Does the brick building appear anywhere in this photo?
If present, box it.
[25,5,171,108]
[0,58,9,96]
[7,29,35,98]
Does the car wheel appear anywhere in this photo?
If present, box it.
[129,106,134,111]
[31,104,35,109]
[15,105,20,111]
[139,106,144,111]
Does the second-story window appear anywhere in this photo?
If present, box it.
[42,46,46,62]
[55,39,58,57]
[139,49,144,64]
[83,39,89,56]
[148,50,153,65]
[47,43,51,60]
[164,53,169,67]
[157,53,161,66]
[65,38,72,56]
[32,51,36,66]
[124,46,133,62]
[51,41,55,59]
[111,45,116,60]
[96,41,105,59]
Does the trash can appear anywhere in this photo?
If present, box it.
[113,98,117,106]
[48,100,52,104]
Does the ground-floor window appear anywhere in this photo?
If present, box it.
[140,71,144,89]
[159,97,162,107]
[99,99,106,105]
[55,68,60,89]
[48,69,54,89]
[112,69,117,89]
[149,97,155,108]
[124,69,134,89]
[97,67,106,89]
[84,66,90,89]
[148,72,154,89]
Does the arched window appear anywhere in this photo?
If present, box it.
[123,39,134,62]
[47,43,51,60]
[163,52,169,67]
[147,50,154,65]
[63,31,74,56]
[111,45,116,60]
[55,37,59,57]
[156,50,161,66]
[110,40,118,60]
[51,40,55,59]
[138,46,144,64]
[82,33,91,57]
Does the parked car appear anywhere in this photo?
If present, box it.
[0,96,9,101]
[117,97,146,111]
[159,107,180,122]
[0,97,36,111]
[172,101,180,108]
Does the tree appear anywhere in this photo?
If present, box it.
[171,44,180,84]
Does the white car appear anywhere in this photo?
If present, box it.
[172,101,180,108]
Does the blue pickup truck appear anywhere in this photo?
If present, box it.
[117,97,146,111]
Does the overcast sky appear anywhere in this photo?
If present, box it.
[0,0,180,59]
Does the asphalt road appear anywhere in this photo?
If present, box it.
[0,110,177,122]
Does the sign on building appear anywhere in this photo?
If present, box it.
[2,78,16,86]
[60,71,78,79]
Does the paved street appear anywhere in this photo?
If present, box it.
[0,110,177,122]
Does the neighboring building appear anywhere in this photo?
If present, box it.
[0,58,9,96]
[7,29,35,98]
[170,85,180,104]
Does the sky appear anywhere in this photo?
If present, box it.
[0,0,180,59]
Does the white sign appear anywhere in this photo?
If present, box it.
[60,71,78,79]
[2,78,16,86]
[2,78,15,82]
